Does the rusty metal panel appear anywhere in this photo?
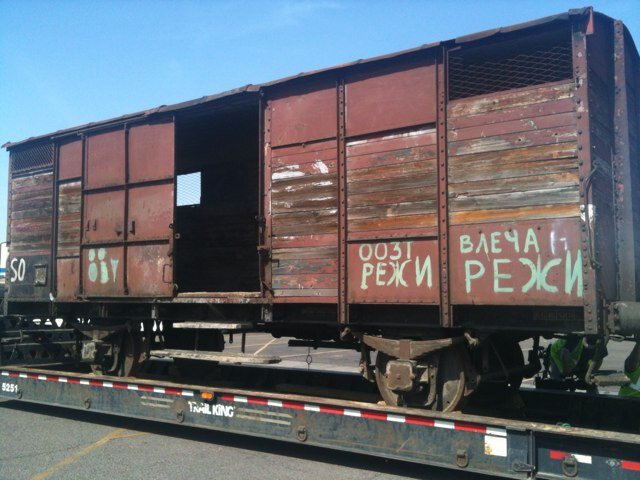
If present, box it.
[128,121,174,183]
[126,244,173,297]
[82,246,124,296]
[58,139,82,180]
[345,61,437,137]
[85,129,125,189]
[56,257,79,299]
[127,184,173,242]
[270,82,336,147]
[83,190,125,244]
[57,181,82,257]
[348,239,439,303]
[449,219,584,306]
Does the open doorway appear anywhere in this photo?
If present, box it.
[174,103,260,293]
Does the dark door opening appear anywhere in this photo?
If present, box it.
[174,104,260,293]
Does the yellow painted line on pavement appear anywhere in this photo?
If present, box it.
[31,428,147,480]
[253,337,278,356]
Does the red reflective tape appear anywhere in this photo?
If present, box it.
[622,460,640,471]
[137,384,154,392]
[220,394,235,402]
[164,388,182,396]
[248,396,269,405]
[455,422,486,434]
[406,416,435,427]
[550,451,568,460]
[8,372,19,378]
[27,374,39,380]
[319,406,344,415]
[46,375,60,382]
[67,378,81,384]
[361,411,388,421]
[88,380,103,387]
[282,401,305,410]
[113,383,128,390]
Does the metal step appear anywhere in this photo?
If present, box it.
[171,322,254,331]
[150,349,281,365]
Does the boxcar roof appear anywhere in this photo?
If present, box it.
[4,7,632,150]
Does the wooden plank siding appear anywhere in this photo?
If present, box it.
[447,81,581,225]
[271,140,339,298]
[346,127,438,238]
[10,172,54,256]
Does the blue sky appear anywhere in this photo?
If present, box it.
[1,0,638,242]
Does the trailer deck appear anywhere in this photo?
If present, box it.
[1,365,638,479]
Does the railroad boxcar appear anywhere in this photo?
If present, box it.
[3,8,639,411]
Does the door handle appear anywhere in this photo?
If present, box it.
[129,220,136,235]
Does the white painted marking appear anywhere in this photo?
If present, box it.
[573,454,593,464]
[1,372,8,377]
[387,414,406,423]
[343,409,361,417]
[486,427,507,437]
[38,375,47,380]
[235,396,248,403]
[484,435,508,457]
[80,379,90,385]
[434,420,455,430]
[304,404,320,412]
[267,399,283,408]
[273,171,305,180]
[19,373,27,379]
[181,391,194,397]
[103,382,113,388]
[153,387,165,394]
[127,385,139,391]
[313,160,329,174]
[58,377,67,383]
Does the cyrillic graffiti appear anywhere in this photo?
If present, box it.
[87,248,119,284]
[357,241,432,291]
[459,227,582,298]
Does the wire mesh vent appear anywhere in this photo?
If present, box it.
[10,143,54,174]
[448,42,573,100]
[177,172,201,206]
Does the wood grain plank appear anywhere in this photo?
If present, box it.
[449,111,577,143]
[349,213,437,232]
[448,125,578,156]
[448,97,575,130]
[450,203,580,225]
[450,186,579,212]
[448,82,574,118]
[348,200,436,220]
[347,160,436,183]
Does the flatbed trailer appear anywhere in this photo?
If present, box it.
[1,365,638,479]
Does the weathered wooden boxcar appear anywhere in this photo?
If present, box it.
[3,8,639,410]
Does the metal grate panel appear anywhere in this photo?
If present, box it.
[449,43,573,100]
[177,172,201,206]
[10,143,54,174]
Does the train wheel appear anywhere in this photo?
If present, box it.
[90,331,143,377]
[375,346,469,412]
